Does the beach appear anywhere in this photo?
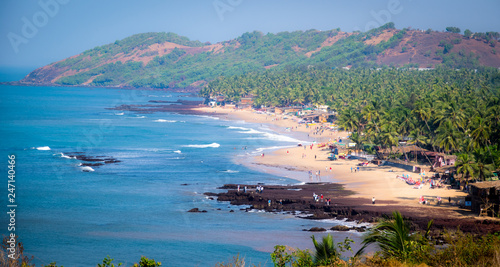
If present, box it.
[195,106,471,213]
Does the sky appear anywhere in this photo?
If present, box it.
[0,0,499,69]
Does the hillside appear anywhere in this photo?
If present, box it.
[18,24,500,90]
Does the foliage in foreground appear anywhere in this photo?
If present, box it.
[271,235,354,267]
[3,210,500,266]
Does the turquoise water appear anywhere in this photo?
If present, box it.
[0,79,364,266]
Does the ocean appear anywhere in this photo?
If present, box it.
[0,70,364,266]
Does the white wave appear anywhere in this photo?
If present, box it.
[317,218,372,228]
[238,129,263,135]
[115,112,124,116]
[60,153,76,159]
[173,150,182,154]
[154,119,177,123]
[229,125,304,143]
[81,166,95,172]
[36,146,51,151]
[183,143,220,148]
[227,126,251,131]
[134,116,146,119]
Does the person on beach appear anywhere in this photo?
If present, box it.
[237,185,240,192]
[244,186,247,193]
[372,197,376,204]
[351,167,353,173]
[268,199,271,207]
[320,194,324,202]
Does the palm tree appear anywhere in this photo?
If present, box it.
[357,211,412,260]
[356,211,432,262]
[455,153,475,185]
[349,132,364,155]
[470,116,491,150]
[337,109,360,133]
[434,121,463,153]
[473,147,495,181]
[311,234,340,266]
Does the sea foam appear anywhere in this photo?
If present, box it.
[80,166,95,172]
[183,143,220,148]
[36,146,51,151]
[60,153,76,159]
[154,119,177,123]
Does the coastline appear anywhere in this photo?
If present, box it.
[194,105,500,236]
[195,105,467,206]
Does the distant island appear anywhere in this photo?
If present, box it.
[14,23,500,90]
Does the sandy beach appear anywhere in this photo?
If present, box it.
[195,106,469,210]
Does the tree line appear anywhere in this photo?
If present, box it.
[201,67,500,182]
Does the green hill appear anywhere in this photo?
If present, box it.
[18,23,500,90]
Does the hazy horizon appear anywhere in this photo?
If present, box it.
[1,0,499,69]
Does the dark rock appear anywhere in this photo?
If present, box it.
[308,227,326,232]
[188,208,207,213]
[330,225,350,231]
[230,210,235,212]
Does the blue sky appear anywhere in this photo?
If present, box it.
[1,0,499,69]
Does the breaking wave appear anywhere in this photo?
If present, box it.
[182,143,220,148]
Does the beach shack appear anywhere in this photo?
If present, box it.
[470,181,500,217]
[433,153,456,168]
[240,97,254,106]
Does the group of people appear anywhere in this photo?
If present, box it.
[237,185,247,193]
[256,185,264,193]
[313,193,332,205]
[308,170,322,181]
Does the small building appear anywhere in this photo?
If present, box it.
[433,153,456,168]
[216,96,225,103]
[240,97,254,106]
[470,181,500,217]
[317,105,330,112]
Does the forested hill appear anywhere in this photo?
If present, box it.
[18,23,500,90]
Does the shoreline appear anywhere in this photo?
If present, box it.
[194,105,500,235]
[194,105,467,205]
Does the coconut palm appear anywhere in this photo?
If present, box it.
[356,211,432,262]
[358,211,411,259]
[455,153,476,185]
[311,234,340,266]
[473,147,496,181]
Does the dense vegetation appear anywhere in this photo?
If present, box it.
[201,67,500,183]
[5,212,500,266]
[266,211,500,267]
[27,24,497,89]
